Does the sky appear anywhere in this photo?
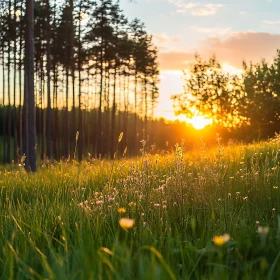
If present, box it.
[119,0,280,119]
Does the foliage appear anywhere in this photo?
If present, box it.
[172,54,248,128]
[243,50,280,137]
[173,52,280,137]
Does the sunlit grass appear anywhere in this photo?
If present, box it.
[0,138,280,279]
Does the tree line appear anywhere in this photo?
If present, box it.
[0,0,159,165]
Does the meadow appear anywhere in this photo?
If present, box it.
[1,136,280,279]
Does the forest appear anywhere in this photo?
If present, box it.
[1,0,280,169]
[0,0,159,168]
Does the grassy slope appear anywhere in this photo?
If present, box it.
[0,139,280,279]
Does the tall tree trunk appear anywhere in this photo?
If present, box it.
[97,49,104,157]
[78,2,83,161]
[52,0,58,160]
[13,0,18,162]
[110,66,117,158]
[64,67,70,157]
[24,0,36,172]
[46,0,52,159]
[18,0,24,159]
[70,0,76,157]
[7,0,12,163]
[134,74,138,155]
[2,43,6,163]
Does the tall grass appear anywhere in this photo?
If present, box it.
[0,138,280,279]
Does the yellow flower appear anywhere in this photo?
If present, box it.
[119,218,134,229]
[213,233,230,246]
[128,202,136,207]
[273,186,278,189]
[118,208,126,213]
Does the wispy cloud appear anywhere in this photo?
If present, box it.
[191,26,231,36]
[153,33,180,43]
[198,32,280,67]
[168,0,200,13]
[158,51,194,70]
[158,32,280,70]
[168,1,224,15]
[192,3,224,16]
[262,20,280,25]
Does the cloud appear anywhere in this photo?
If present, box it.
[191,26,231,36]
[157,32,280,70]
[153,33,180,43]
[192,3,224,16]
[168,0,200,10]
[239,11,248,16]
[262,20,280,25]
[168,1,223,15]
[158,52,194,70]
[198,32,280,67]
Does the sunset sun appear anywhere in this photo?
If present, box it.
[190,116,212,130]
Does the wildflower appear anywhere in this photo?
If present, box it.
[119,218,134,229]
[108,197,114,201]
[243,196,248,201]
[118,208,126,213]
[154,203,160,207]
[256,221,260,225]
[229,176,234,179]
[128,202,136,207]
[257,226,269,236]
[272,208,276,212]
[272,167,277,171]
[96,200,103,205]
[273,186,278,189]
[213,234,230,246]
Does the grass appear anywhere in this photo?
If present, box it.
[1,137,280,279]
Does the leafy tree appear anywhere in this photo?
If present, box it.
[172,54,248,128]
[243,52,280,137]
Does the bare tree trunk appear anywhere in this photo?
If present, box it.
[46,0,52,159]
[2,44,6,163]
[13,0,18,162]
[78,2,83,161]
[7,0,12,163]
[64,67,70,157]
[24,0,36,172]
[110,67,117,158]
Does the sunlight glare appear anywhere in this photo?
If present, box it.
[222,64,243,76]
[189,116,212,130]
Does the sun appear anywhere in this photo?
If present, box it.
[190,116,212,130]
